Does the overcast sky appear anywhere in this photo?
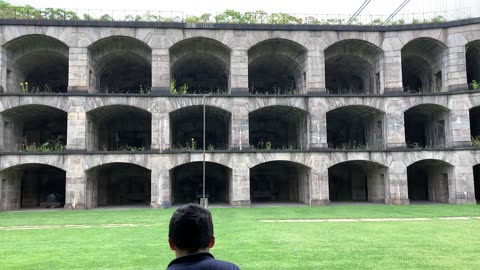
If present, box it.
[7,0,480,19]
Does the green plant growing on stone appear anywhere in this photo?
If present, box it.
[430,15,446,23]
[207,144,214,151]
[22,138,65,152]
[118,145,146,151]
[139,85,150,94]
[170,79,177,94]
[185,138,197,150]
[470,80,480,90]
[180,83,189,94]
[20,81,29,93]
[472,136,480,147]
[265,141,272,150]
[257,140,265,149]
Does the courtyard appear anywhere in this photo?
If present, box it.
[1,204,479,269]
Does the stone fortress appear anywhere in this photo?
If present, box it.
[0,16,480,211]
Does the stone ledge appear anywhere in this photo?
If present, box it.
[0,17,479,32]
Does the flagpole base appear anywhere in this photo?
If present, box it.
[200,198,208,208]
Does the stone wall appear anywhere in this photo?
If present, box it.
[0,20,480,210]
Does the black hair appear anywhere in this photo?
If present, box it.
[168,203,214,252]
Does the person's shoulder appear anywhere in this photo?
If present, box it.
[166,253,240,270]
[210,258,241,270]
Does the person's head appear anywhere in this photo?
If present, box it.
[168,203,215,256]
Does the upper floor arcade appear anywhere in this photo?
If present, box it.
[0,18,479,95]
[0,91,479,153]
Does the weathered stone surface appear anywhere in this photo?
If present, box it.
[1,21,480,210]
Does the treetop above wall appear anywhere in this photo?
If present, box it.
[0,1,475,28]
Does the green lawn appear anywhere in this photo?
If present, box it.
[1,204,479,269]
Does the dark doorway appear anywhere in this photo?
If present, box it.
[170,106,231,150]
[86,163,151,207]
[249,106,307,149]
[250,161,310,203]
[407,160,450,203]
[170,162,230,204]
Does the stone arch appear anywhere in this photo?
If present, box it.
[0,160,65,172]
[167,98,232,114]
[246,99,307,113]
[169,161,232,204]
[469,106,480,142]
[466,40,480,89]
[3,34,69,93]
[248,38,307,94]
[472,163,480,203]
[327,105,385,149]
[170,37,231,94]
[328,160,387,203]
[86,105,152,151]
[328,33,384,49]
[325,39,384,94]
[407,159,453,203]
[1,100,69,113]
[0,163,66,210]
[245,154,311,169]
[401,37,448,93]
[85,162,151,208]
[250,160,311,204]
[167,154,233,171]
[84,98,151,113]
[404,104,450,148]
[249,105,308,149]
[169,33,232,49]
[1,105,67,151]
[2,28,70,45]
[88,36,152,93]
[170,105,231,149]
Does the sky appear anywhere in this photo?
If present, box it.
[7,0,480,20]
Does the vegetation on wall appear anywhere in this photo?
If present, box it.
[20,137,66,152]
[0,1,450,26]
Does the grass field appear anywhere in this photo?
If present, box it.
[1,204,480,269]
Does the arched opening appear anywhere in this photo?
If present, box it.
[0,164,65,211]
[250,161,310,204]
[85,163,151,208]
[466,41,480,89]
[170,38,230,94]
[87,105,151,151]
[473,164,480,203]
[469,106,480,144]
[325,40,383,94]
[249,106,307,149]
[170,106,231,150]
[1,105,67,151]
[404,104,449,148]
[248,39,307,94]
[88,36,151,93]
[4,35,68,93]
[407,159,451,203]
[329,161,387,203]
[401,38,447,93]
[327,105,385,149]
[170,162,231,204]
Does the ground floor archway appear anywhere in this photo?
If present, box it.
[328,161,386,203]
[86,163,151,208]
[473,165,480,203]
[250,161,310,204]
[170,162,230,204]
[0,164,65,210]
[407,160,451,203]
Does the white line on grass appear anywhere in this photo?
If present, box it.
[0,223,154,231]
[259,216,479,223]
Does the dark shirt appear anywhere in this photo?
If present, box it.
[166,252,240,270]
